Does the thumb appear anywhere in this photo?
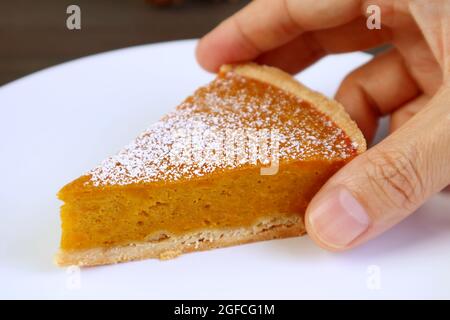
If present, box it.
[305,86,450,251]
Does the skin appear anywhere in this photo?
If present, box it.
[196,0,450,251]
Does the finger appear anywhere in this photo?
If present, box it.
[196,0,362,72]
[305,87,450,251]
[314,16,391,54]
[390,94,430,132]
[256,17,391,74]
[255,32,325,75]
[335,49,421,142]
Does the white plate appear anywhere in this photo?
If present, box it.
[1,40,449,299]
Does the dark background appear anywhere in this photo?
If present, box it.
[0,0,249,86]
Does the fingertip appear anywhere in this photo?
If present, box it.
[195,19,241,73]
[196,16,263,73]
[305,186,371,252]
[305,212,346,253]
[195,36,221,73]
[305,196,342,252]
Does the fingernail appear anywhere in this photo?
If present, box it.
[308,187,370,249]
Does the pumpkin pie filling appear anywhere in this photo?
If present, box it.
[57,64,363,265]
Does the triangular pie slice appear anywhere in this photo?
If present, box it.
[56,63,366,266]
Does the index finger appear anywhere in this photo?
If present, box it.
[196,0,362,72]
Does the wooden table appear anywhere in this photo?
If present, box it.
[0,0,248,85]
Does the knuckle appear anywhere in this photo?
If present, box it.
[340,70,366,95]
[364,146,425,211]
[280,0,302,36]
[232,17,263,54]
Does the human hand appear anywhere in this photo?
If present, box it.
[196,0,450,251]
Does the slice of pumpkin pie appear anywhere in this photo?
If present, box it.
[56,63,366,266]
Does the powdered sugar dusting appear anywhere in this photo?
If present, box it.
[89,72,356,186]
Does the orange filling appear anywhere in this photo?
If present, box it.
[58,72,357,251]
[59,161,348,250]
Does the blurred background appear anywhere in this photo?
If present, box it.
[0,0,249,86]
